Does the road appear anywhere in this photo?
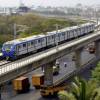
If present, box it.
[1,48,95,100]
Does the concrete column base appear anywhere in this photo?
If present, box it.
[75,48,82,68]
[44,61,55,86]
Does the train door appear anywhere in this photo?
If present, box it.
[41,37,46,47]
[73,29,77,38]
[75,29,78,37]
[55,33,59,45]
[62,32,65,41]
[70,30,74,39]
[50,35,55,45]
[27,41,35,52]
[60,32,65,42]
[64,31,68,40]
[15,45,20,56]
[67,31,70,40]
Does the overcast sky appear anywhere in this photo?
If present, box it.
[0,0,100,7]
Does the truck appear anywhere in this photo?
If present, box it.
[40,85,67,97]
[42,65,60,75]
[13,76,30,93]
[32,73,44,89]
[53,65,59,75]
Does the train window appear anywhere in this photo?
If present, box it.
[52,35,54,39]
[40,39,42,42]
[48,36,50,39]
[42,38,44,42]
[31,41,34,45]
[3,44,13,50]
[75,29,77,32]
[38,39,41,43]
[79,28,81,31]
[58,34,60,36]
[62,33,65,36]
[71,30,73,33]
[18,45,21,49]
[34,40,37,44]
[23,43,26,48]
[28,42,31,46]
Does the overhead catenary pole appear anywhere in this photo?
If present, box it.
[14,23,17,39]
[55,24,58,48]
[95,8,98,25]
[13,23,29,39]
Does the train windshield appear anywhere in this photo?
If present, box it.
[3,44,13,50]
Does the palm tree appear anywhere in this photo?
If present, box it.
[91,62,100,84]
[58,90,76,100]
[58,77,100,100]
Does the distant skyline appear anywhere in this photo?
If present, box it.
[0,0,100,7]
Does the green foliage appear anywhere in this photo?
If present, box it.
[91,62,100,84]
[58,91,76,100]
[0,34,13,44]
[0,13,86,44]
[93,88,100,100]
[91,62,100,100]
[58,77,100,100]
[58,62,100,100]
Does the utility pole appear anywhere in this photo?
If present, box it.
[56,24,58,33]
[13,23,29,39]
[14,23,17,39]
[55,24,58,48]
[95,8,98,25]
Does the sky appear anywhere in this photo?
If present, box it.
[0,0,100,7]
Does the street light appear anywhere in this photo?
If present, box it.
[95,8,99,25]
[55,24,59,49]
[13,23,17,39]
[13,23,29,39]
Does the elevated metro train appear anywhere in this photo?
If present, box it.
[2,23,95,60]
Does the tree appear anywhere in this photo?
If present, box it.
[58,90,76,100]
[91,62,100,84]
[58,77,100,100]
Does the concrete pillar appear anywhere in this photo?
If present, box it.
[44,61,55,86]
[95,40,100,59]
[74,48,82,68]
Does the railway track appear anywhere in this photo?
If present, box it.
[0,60,11,66]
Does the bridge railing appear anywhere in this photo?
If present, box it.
[0,58,32,75]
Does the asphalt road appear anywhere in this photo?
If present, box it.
[1,49,95,100]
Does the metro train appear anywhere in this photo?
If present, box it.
[1,23,95,60]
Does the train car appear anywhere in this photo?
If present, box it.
[46,31,56,46]
[13,76,30,93]
[1,23,95,60]
[32,73,44,89]
[2,35,46,60]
